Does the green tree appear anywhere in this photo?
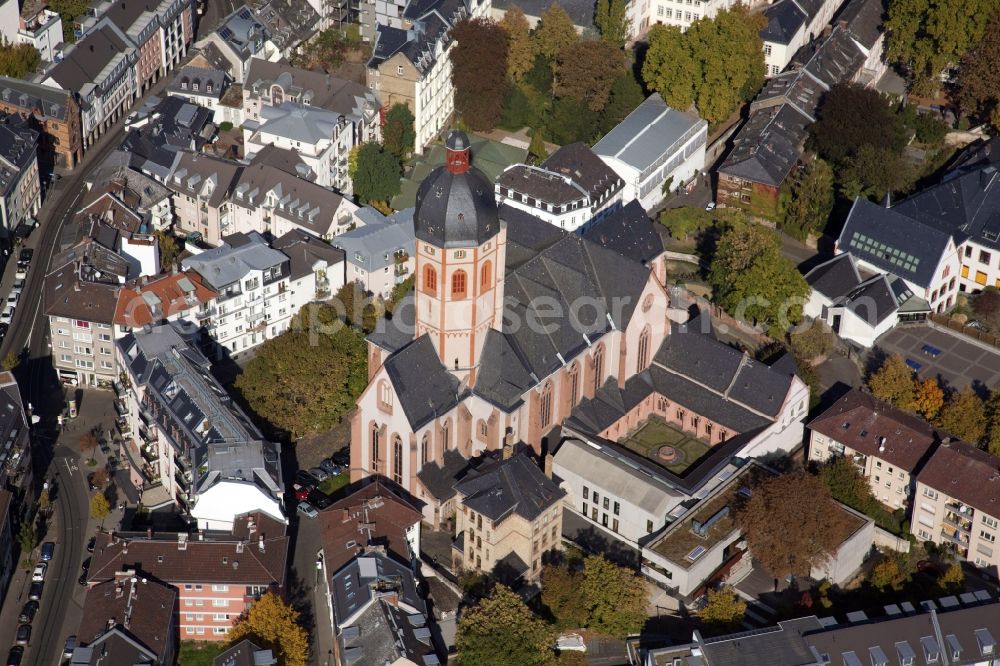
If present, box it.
[451,18,509,131]
[580,555,648,637]
[985,389,1000,456]
[383,103,415,162]
[352,143,401,204]
[838,144,913,201]
[955,12,1000,124]
[90,493,110,520]
[547,96,598,145]
[528,128,548,161]
[867,354,916,409]
[456,584,556,666]
[779,158,834,240]
[553,40,626,111]
[17,520,37,559]
[658,206,714,241]
[48,0,89,42]
[155,230,181,268]
[869,556,908,590]
[599,72,645,134]
[699,586,746,629]
[501,5,535,82]
[1,351,18,371]
[642,25,699,111]
[818,457,875,509]
[937,386,987,443]
[533,4,578,60]
[707,223,809,336]
[789,320,835,361]
[938,562,965,593]
[595,0,631,47]
[0,40,40,79]
[809,84,907,167]
[228,592,309,666]
[541,564,588,628]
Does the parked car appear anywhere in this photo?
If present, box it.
[705,201,716,212]
[1,307,13,324]
[63,636,76,659]
[5,646,23,666]
[15,624,29,645]
[17,248,32,266]
[0,323,9,339]
[331,449,349,466]
[309,467,330,483]
[294,470,319,488]
[40,542,54,561]
[14,267,25,280]
[6,293,17,307]
[318,458,340,476]
[31,563,46,582]
[86,536,96,553]
[297,502,319,519]
[17,602,37,624]
[307,489,333,510]
[28,581,42,601]
[292,483,311,501]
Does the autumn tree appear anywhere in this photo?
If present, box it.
[595,0,631,47]
[155,230,181,267]
[779,158,835,240]
[938,562,965,593]
[699,586,746,629]
[528,128,548,162]
[736,470,855,578]
[541,564,588,628]
[914,378,945,420]
[382,103,415,162]
[0,41,40,79]
[869,555,908,590]
[937,386,987,443]
[48,0,89,42]
[90,493,110,520]
[501,5,535,82]
[457,584,556,666]
[533,4,577,60]
[352,143,401,204]
[1,352,18,371]
[451,18,509,131]
[986,390,1000,456]
[955,13,1000,126]
[554,40,626,111]
[79,432,100,459]
[229,592,309,666]
[867,354,916,409]
[707,222,810,337]
[972,287,1000,323]
[581,555,647,637]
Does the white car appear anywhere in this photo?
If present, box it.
[1,306,13,324]
[14,268,25,279]
[6,293,17,306]
[705,201,717,212]
[32,563,46,582]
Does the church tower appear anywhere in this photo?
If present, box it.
[412,131,506,384]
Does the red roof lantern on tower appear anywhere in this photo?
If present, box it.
[446,130,470,174]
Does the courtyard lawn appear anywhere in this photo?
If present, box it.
[178,642,226,666]
[620,416,711,475]
[320,473,349,495]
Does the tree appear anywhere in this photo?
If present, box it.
[451,18,509,131]
[580,555,647,637]
[89,469,109,489]
[789,321,835,361]
[986,390,1000,456]
[79,432,100,459]
[595,0,631,47]
[90,493,110,520]
[1,352,18,371]
[547,96,599,145]
[869,556,908,590]
[707,223,810,336]
[38,488,51,514]
[818,457,875,509]
[0,41,40,79]
[456,584,556,666]
[642,25,699,111]
[659,206,714,241]
[599,72,645,134]
[17,520,37,559]
[541,564,588,628]
[867,354,916,409]
[47,0,89,42]
[809,84,907,167]
[955,13,1000,124]
[228,592,309,666]
[938,562,965,593]
[736,470,855,578]
[155,230,181,268]
[914,378,945,420]
[553,40,626,111]
[383,103,415,162]
[972,286,1000,324]
[886,0,994,95]
[838,144,913,202]
[779,158,835,240]
[501,5,535,82]
[352,143,401,204]
[528,128,548,162]
[533,4,578,60]
[699,586,746,629]
[937,386,987,443]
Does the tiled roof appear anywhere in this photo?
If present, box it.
[805,253,863,300]
[77,575,176,660]
[114,271,217,328]
[917,440,1000,514]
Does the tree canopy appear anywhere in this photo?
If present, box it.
[352,143,401,204]
[48,0,89,42]
[383,103,415,162]
[533,5,578,60]
[0,41,40,79]
[867,354,916,409]
[554,40,626,112]
[937,386,987,443]
[914,377,945,420]
[457,584,556,666]
[700,586,747,629]
[955,11,1000,126]
[500,5,535,82]
[580,555,648,637]
[228,592,309,666]
[809,84,907,166]
[90,493,110,520]
[452,18,509,131]
[595,0,631,47]
[779,158,834,241]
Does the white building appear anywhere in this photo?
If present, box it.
[628,0,739,38]
[760,0,843,76]
[195,5,279,82]
[593,93,707,211]
[331,207,414,299]
[166,67,239,125]
[17,4,63,63]
[272,228,347,304]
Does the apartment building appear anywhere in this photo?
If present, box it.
[117,324,284,528]
[123,95,216,182]
[629,0,739,36]
[196,5,278,82]
[0,113,40,240]
[166,67,236,125]
[168,152,243,246]
[114,271,217,332]
[87,512,289,641]
[271,229,347,304]
[913,440,1000,572]
[760,0,843,77]
[332,207,414,299]
[495,143,624,232]
[807,389,940,510]
[17,1,62,64]
[0,372,33,503]
[0,77,82,169]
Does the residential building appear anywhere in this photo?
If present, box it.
[593,93,707,211]
[73,571,177,666]
[0,113,41,241]
[246,0,321,58]
[366,0,489,153]
[0,0,18,46]
[451,446,564,580]
[0,372,35,503]
[332,207,414,299]
[213,641,276,666]
[352,131,676,525]
[117,324,284,528]
[0,77,82,169]
[319,480,423,575]
[167,152,243,246]
[912,440,1000,573]
[807,389,940,510]
[84,155,173,230]
[87,512,289,640]
[71,181,162,278]
[760,0,843,76]
[717,0,887,220]
[271,229,347,304]
[181,232,298,355]
[122,95,216,182]
[17,1,62,64]
[166,67,237,125]
[113,270,218,332]
[627,0,739,36]
[326,553,438,665]
[196,5,278,82]
[495,143,624,232]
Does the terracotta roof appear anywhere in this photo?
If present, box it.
[77,574,177,660]
[917,440,1000,513]
[114,271,218,327]
[319,481,423,575]
[807,389,940,473]
[88,512,288,588]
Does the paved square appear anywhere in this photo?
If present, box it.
[876,325,1000,392]
[620,417,711,474]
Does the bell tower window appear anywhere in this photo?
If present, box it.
[423,265,437,294]
[451,270,467,298]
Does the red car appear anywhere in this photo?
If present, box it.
[292,470,318,500]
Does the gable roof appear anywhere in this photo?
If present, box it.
[453,450,566,523]
[245,59,374,118]
[917,440,1000,513]
[332,209,415,272]
[805,253,863,300]
[594,93,706,175]
[582,201,664,266]
[383,335,465,430]
[182,231,288,290]
[213,640,276,666]
[761,0,808,45]
[272,229,346,280]
[77,576,176,660]
[114,271,217,328]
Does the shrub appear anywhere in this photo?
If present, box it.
[218,121,234,132]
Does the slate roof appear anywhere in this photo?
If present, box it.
[834,0,886,49]
[917,440,1000,513]
[368,0,467,73]
[946,136,1000,178]
[123,96,215,178]
[232,163,350,237]
[168,67,228,101]
[214,5,271,62]
[182,231,288,290]
[44,260,120,323]
[167,151,243,208]
[805,253,863,300]
[47,25,130,94]
[245,59,375,118]
[808,389,941,473]
[272,229,345,281]
[77,576,176,660]
[493,0,595,25]
[0,77,73,121]
[70,630,160,666]
[496,164,585,207]
[213,640,276,666]
[330,552,426,627]
[249,0,320,52]
[0,113,39,198]
[453,450,565,523]
[761,0,808,45]
[719,103,813,187]
[339,597,438,666]
[332,209,414,273]
[700,617,826,666]
[383,335,465,430]
[582,201,663,266]
[416,448,475,502]
[833,274,903,325]
[247,144,315,181]
[541,142,624,201]
[85,157,172,212]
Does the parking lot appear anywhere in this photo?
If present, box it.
[876,324,1000,391]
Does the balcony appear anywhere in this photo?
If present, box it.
[941,512,972,532]
[114,399,128,417]
[939,528,970,547]
[116,418,131,437]
[196,307,216,320]
[140,443,158,463]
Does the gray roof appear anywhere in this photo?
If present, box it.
[833,274,902,325]
[167,151,243,208]
[213,640,276,666]
[332,209,414,273]
[593,93,706,175]
[453,450,565,523]
[582,201,663,266]
[44,260,120,323]
[253,102,349,144]
[761,0,807,45]
[0,113,39,198]
[368,0,468,73]
[805,253,863,300]
[384,335,465,430]
[541,143,624,201]
[245,59,375,119]
[834,0,886,49]
[182,231,289,290]
[215,5,271,61]
[232,163,349,237]
[86,152,172,211]
[700,617,826,666]
[416,448,475,502]
[338,594,437,666]
[719,102,813,187]
[123,96,215,178]
[493,0,595,26]
[47,25,131,94]
[330,552,426,627]
[0,77,73,121]
[168,67,229,101]
[0,374,28,483]
[247,144,315,181]
[248,0,320,51]
[272,229,345,281]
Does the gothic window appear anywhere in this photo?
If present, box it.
[421,433,430,465]
[568,363,579,408]
[451,270,467,298]
[423,265,437,294]
[637,327,651,371]
[370,425,380,472]
[593,345,605,393]
[540,382,553,428]
[392,435,403,484]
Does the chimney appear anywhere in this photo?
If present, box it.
[544,452,554,479]
[146,527,152,539]
[258,535,265,553]
[236,541,244,554]
[502,430,514,460]
[342,508,350,523]
[177,533,188,551]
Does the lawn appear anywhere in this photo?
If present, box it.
[178,641,226,666]
[619,416,711,475]
[320,473,349,495]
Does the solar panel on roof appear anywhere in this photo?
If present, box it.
[686,546,706,562]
